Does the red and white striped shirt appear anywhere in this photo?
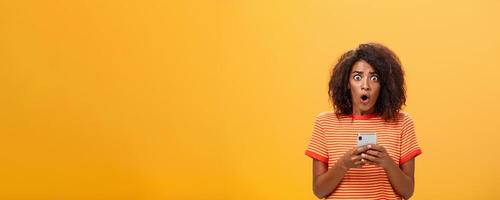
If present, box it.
[305,111,422,199]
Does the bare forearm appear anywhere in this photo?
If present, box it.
[384,163,414,199]
[313,160,349,199]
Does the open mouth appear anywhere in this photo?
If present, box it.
[360,95,369,103]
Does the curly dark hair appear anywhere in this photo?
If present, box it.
[328,43,406,121]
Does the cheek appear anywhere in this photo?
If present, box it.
[349,87,359,97]
[372,85,381,99]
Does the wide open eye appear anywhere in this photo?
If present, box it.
[370,76,378,81]
[353,75,362,81]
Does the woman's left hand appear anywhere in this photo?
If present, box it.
[361,144,396,169]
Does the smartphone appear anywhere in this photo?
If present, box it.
[357,133,377,147]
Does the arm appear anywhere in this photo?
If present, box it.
[312,158,347,199]
[311,146,370,199]
[384,158,415,199]
[362,145,416,199]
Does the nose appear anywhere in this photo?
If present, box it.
[361,78,370,90]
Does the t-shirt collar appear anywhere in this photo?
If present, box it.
[351,113,378,120]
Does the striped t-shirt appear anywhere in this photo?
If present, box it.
[305,111,422,199]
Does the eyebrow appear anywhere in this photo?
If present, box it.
[352,71,378,74]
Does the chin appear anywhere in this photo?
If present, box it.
[360,107,375,114]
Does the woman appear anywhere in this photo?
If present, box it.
[305,43,422,199]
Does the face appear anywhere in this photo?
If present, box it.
[348,60,381,115]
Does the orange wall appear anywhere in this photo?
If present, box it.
[1,1,499,199]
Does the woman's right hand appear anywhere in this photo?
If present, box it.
[339,145,371,170]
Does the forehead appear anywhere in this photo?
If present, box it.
[350,60,375,73]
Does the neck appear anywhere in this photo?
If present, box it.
[352,108,375,116]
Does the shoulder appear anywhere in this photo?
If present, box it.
[314,111,347,124]
[394,111,412,121]
[395,112,415,127]
[315,111,335,119]
[315,111,339,121]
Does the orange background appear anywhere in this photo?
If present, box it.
[1,1,499,199]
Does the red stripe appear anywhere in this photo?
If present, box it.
[305,150,328,163]
[399,149,422,164]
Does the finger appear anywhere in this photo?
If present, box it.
[369,144,387,153]
[353,160,365,167]
[354,160,364,166]
[362,159,376,165]
[361,153,379,163]
[350,155,362,163]
[353,145,370,155]
[365,150,381,157]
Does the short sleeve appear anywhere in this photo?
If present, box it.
[305,115,328,164]
[399,114,422,165]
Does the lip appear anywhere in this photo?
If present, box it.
[360,94,369,105]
